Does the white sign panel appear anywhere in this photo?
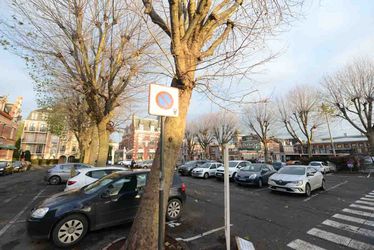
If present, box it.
[148,84,179,117]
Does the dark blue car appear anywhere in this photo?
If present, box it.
[235,163,276,187]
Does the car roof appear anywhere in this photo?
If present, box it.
[284,165,307,168]
[77,166,126,173]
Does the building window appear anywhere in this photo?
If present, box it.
[60,145,66,153]
[40,124,47,132]
[72,146,76,152]
[36,145,43,154]
[29,123,35,131]
[139,124,144,130]
[150,125,154,132]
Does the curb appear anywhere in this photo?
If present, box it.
[102,236,127,250]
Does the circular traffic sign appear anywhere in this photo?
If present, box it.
[156,91,174,110]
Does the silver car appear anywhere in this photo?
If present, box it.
[44,163,93,185]
[191,162,223,178]
[268,166,325,196]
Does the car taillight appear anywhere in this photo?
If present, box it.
[67,180,76,186]
[181,183,186,192]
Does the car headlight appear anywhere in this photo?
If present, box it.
[291,180,303,185]
[31,207,49,218]
[248,174,257,179]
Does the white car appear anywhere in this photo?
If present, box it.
[191,162,223,179]
[215,160,251,180]
[268,166,325,196]
[308,161,330,174]
[118,160,132,166]
[64,167,126,191]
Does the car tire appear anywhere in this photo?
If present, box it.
[52,214,88,248]
[166,198,182,221]
[305,183,311,197]
[258,178,263,188]
[204,173,209,179]
[231,172,236,181]
[320,179,326,190]
[49,176,61,185]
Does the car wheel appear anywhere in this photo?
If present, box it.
[52,214,88,248]
[305,183,311,197]
[231,172,236,180]
[204,173,209,179]
[320,179,326,190]
[49,176,61,185]
[167,199,182,221]
[258,178,263,188]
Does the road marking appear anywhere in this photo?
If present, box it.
[356,200,374,206]
[361,197,374,202]
[350,204,374,211]
[3,196,16,204]
[175,224,233,242]
[307,228,374,250]
[366,195,374,198]
[0,188,46,238]
[287,239,326,250]
[369,193,374,196]
[303,181,348,202]
[332,214,374,227]
[322,219,374,238]
[342,208,374,218]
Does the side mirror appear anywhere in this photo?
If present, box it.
[307,172,315,177]
[101,190,111,199]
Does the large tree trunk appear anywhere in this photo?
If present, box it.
[263,141,269,163]
[96,119,110,167]
[307,140,312,158]
[124,86,193,250]
[88,126,99,165]
[366,131,374,155]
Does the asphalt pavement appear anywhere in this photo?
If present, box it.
[0,169,373,250]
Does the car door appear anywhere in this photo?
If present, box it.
[260,165,271,183]
[209,164,217,176]
[60,164,72,182]
[306,167,319,190]
[85,170,108,185]
[95,175,140,228]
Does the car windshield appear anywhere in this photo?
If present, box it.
[309,162,321,166]
[278,167,305,175]
[229,162,238,168]
[199,163,210,168]
[241,165,262,172]
[83,174,120,194]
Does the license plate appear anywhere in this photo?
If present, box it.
[276,187,286,191]
[216,173,223,176]
[239,178,246,181]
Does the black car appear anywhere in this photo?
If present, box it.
[27,171,186,247]
[272,162,286,171]
[178,160,210,176]
[235,163,276,187]
[0,161,13,175]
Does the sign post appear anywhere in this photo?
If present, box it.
[148,84,179,250]
[223,144,230,250]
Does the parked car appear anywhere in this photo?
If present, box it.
[235,163,276,187]
[286,160,302,165]
[308,161,329,174]
[44,163,93,185]
[137,160,153,169]
[215,160,251,180]
[0,161,13,175]
[272,161,286,171]
[178,160,210,176]
[191,162,223,178]
[28,171,186,247]
[118,160,132,166]
[268,166,325,196]
[64,167,126,191]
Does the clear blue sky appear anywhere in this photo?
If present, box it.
[0,0,373,138]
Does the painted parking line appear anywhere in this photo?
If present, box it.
[361,197,374,202]
[356,200,374,206]
[365,195,374,198]
[332,214,374,227]
[322,219,374,238]
[287,239,326,250]
[303,181,348,202]
[175,224,233,242]
[350,204,374,212]
[0,187,46,237]
[307,228,374,250]
[342,208,374,218]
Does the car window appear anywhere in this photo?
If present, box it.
[238,162,247,168]
[61,165,72,170]
[137,173,147,188]
[307,167,317,173]
[88,170,108,179]
[262,166,269,172]
[210,164,217,169]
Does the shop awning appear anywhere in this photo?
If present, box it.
[0,145,17,150]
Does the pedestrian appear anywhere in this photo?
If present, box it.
[130,158,136,169]
[347,158,354,172]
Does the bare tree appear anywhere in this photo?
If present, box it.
[195,115,215,159]
[1,0,152,166]
[278,85,322,158]
[212,111,238,158]
[243,102,275,162]
[184,121,197,160]
[124,1,304,248]
[323,58,374,154]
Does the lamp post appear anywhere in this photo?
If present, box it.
[321,103,336,156]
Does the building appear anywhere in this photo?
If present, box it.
[309,134,369,155]
[0,96,22,161]
[118,116,160,161]
[21,109,80,161]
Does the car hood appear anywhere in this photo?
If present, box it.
[237,170,261,178]
[270,173,305,181]
[38,189,86,208]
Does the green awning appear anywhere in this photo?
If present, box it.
[0,145,17,150]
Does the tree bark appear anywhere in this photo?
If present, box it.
[307,140,312,158]
[366,131,374,156]
[88,126,99,165]
[263,141,269,163]
[123,86,193,250]
[96,119,110,167]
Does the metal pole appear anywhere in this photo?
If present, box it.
[325,113,336,156]
[223,144,230,250]
[158,116,165,250]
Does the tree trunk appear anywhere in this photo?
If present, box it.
[123,87,193,250]
[307,141,312,158]
[366,131,374,155]
[263,141,269,163]
[96,119,110,167]
[88,126,99,165]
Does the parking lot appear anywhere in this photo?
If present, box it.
[0,169,373,250]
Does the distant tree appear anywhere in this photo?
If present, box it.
[278,85,322,158]
[212,112,238,157]
[323,58,374,154]
[184,122,197,160]
[24,150,31,162]
[196,116,215,159]
[243,102,275,162]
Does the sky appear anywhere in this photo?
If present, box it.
[0,0,373,139]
